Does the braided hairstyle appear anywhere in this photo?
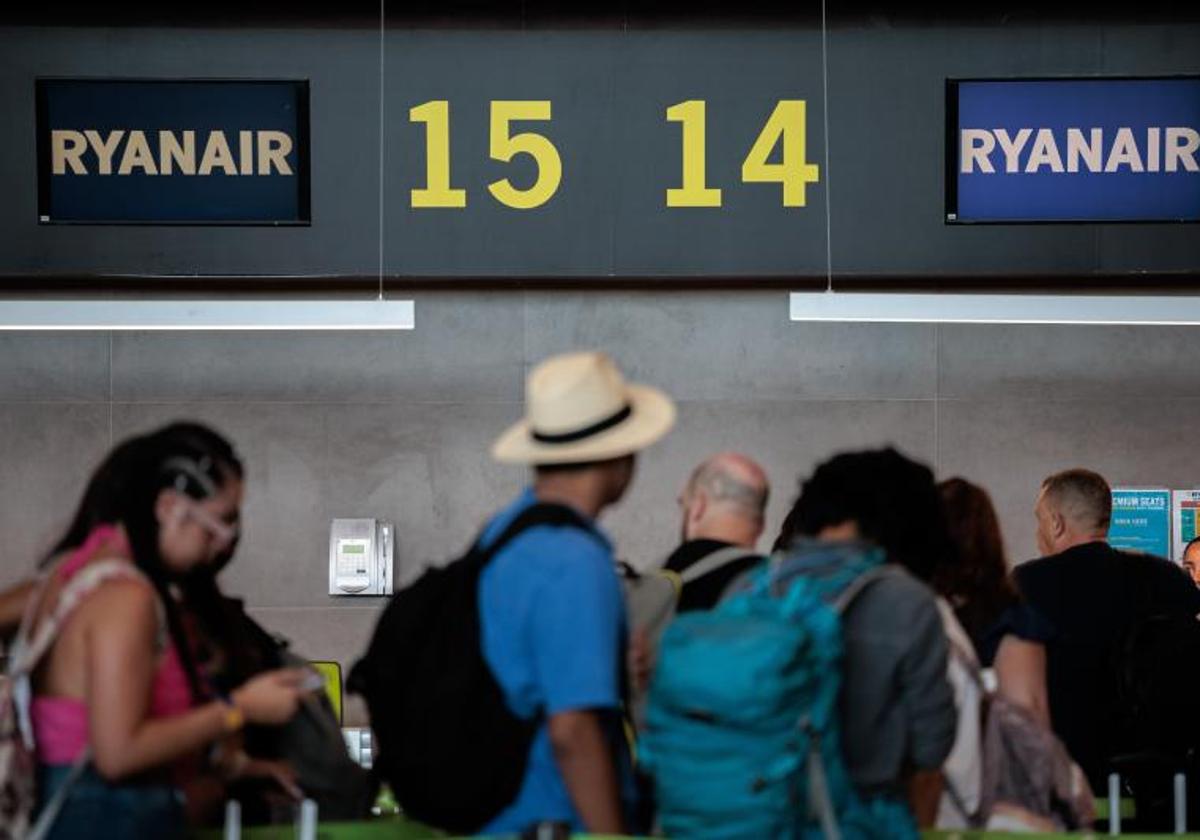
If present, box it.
[113,424,244,704]
[42,433,151,566]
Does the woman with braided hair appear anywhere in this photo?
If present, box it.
[24,425,306,839]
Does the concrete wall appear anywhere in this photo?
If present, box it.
[4,295,1200,725]
[2,15,1200,723]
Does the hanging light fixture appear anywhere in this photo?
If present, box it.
[789,292,1200,326]
[0,299,415,331]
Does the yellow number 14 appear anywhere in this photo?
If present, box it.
[742,100,820,207]
[666,99,820,208]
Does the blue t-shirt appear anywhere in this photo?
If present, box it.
[477,488,634,834]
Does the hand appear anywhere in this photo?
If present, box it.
[243,758,303,801]
[628,627,653,694]
[231,668,305,725]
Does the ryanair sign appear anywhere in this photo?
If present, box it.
[947,77,1200,223]
[36,79,309,224]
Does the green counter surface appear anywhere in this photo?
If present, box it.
[194,823,1200,839]
[193,819,437,839]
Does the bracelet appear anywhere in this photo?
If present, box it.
[219,697,245,734]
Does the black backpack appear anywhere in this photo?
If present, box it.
[1115,612,1200,757]
[1110,611,1200,830]
[347,503,596,833]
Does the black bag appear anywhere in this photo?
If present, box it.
[196,602,374,823]
[1114,612,1200,758]
[347,503,595,833]
[1111,612,1200,830]
[273,651,377,819]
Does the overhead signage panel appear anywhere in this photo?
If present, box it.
[947,77,1200,223]
[381,31,828,276]
[36,79,310,224]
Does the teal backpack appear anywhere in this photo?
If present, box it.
[641,552,916,840]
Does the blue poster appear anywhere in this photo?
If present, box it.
[1109,488,1172,559]
[949,78,1200,222]
[36,79,309,224]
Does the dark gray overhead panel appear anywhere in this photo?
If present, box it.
[0,27,379,278]
[827,23,1200,280]
[382,30,827,277]
[1,13,1197,283]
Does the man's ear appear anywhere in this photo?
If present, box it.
[1052,510,1068,541]
[690,491,707,524]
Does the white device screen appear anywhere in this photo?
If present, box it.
[338,539,371,576]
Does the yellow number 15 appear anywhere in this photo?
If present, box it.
[409,100,561,210]
[666,99,820,208]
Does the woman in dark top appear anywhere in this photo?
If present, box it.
[935,477,1052,725]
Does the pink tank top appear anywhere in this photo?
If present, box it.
[31,527,196,766]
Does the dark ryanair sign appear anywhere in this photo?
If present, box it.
[947,77,1200,223]
[36,79,310,224]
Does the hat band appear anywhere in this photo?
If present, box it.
[531,403,633,445]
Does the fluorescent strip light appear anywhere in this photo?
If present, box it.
[790,292,1200,326]
[0,300,415,331]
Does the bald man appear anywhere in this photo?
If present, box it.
[663,453,770,612]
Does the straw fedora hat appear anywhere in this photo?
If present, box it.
[492,351,676,465]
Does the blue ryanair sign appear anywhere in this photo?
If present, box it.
[947,77,1200,223]
[36,79,309,224]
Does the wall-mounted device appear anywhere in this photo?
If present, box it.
[329,518,394,596]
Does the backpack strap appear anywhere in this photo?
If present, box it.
[832,565,897,615]
[476,502,602,565]
[5,569,54,680]
[14,560,164,676]
[11,560,165,749]
[25,750,90,840]
[678,545,763,585]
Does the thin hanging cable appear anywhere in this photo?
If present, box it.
[820,0,833,293]
[378,0,386,301]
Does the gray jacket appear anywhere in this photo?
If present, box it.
[771,541,958,800]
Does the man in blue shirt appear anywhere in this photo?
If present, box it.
[481,351,676,834]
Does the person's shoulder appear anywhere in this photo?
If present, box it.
[1119,547,1182,573]
[848,567,947,651]
[479,489,539,546]
[1013,554,1061,592]
[662,540,697,573]
[876,563,933,594]
[73,570,157,626]
[1126,550,1200,592]
[1109,546,1185,580]
[1003,598,1056,643]
[1015,554,1057,576]
[857,565,940,618]
[504,520,609,559]
[490,522,613,596]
